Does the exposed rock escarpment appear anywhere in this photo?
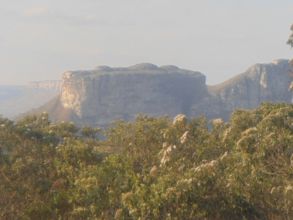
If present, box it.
[209,59,292,108]
[32,60,293,126]
[189,59,293,120]
[58,63,207,125]
[212,59,292,117]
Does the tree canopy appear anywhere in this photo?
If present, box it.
[0,104,293,219]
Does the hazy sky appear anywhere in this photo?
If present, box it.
[0,0,292,85]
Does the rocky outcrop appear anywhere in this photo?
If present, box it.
[209,59,292,113]
[58,63,207,126]
[31,60,293,126]
[191,59,293,120]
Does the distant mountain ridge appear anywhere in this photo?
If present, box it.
[28,80,61,91]
[0,82,60,118]
[36,63,207,125]
[25,59,293,126]
[192,59,293,120]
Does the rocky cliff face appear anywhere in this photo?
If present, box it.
[208,59,292,112]
[58,63,207,125]
[32,60,293,126]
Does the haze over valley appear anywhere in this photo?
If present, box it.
[0,81,60,118]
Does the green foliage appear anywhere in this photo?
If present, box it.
[0,104,293,219]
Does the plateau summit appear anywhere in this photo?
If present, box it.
[32,60,293,126]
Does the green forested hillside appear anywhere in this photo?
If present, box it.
[0,103,292,219]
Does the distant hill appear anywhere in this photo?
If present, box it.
[28,80,61,90]
[34,64,207,126]
[192,59,293,120]
[25,60,293,125]
[0,81,60,118]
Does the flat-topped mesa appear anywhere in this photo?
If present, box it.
[63,63,198,78]
[29,59,293,126]
[28,80,62,91]
[60,63,207,126]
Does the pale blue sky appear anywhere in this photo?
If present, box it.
[0,0,292,85]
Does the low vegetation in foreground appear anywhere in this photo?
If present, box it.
[0,103,293,219]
